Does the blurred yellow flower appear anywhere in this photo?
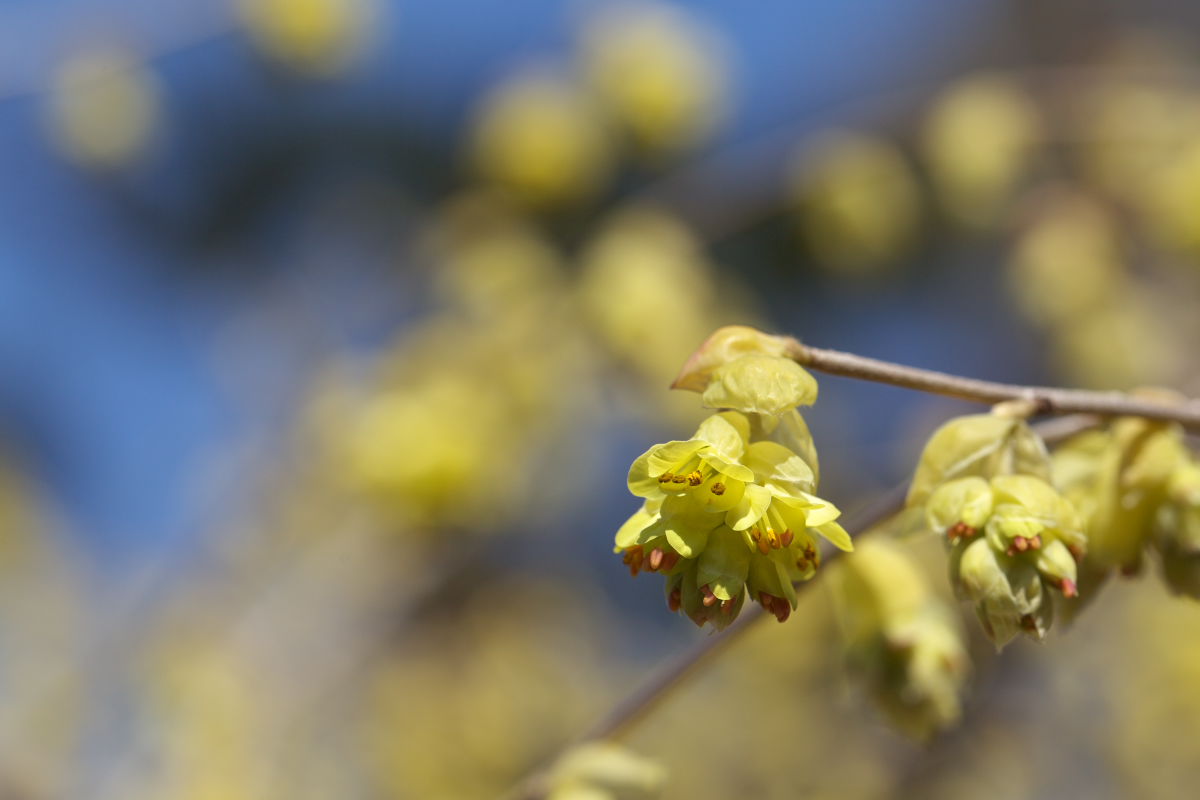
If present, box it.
[471,69,615,207]
[578,206,717,381]
[48,46,159,169]
[923,73,1041,229]
[790,131,921,274]
[579,2,727,156]
[238,0,377,76]
[1007,191,1124,326]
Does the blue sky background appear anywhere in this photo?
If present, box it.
[0,0,1003,558]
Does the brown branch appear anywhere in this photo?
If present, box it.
[786,340,1200,433]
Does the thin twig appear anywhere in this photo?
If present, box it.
[786,340,1200,433]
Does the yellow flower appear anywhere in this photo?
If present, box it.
[616,410,848,629]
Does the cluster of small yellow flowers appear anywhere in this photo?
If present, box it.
[907,413,1085,648]
[615,327,851,629]
[831,540,969,740]
[1052,414,1197,597]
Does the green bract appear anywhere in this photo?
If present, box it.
[617,405,848,630]
[700,354,818,417]
[907,414,1051,506]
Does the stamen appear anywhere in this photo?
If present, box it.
[659,551,680,571]
[671,475,687,484]
[710,482,726,496]
[779,530,794,548]
[687,470,704,486]
[750,529,762,541]
[721,598,733,614]
[658,473,674,484]
[648,548,665,571]
[700,584,718,607]
[667,587,682,612]
[756,537,770,554]
[627,546,645,576]
[1029,535,1042,550]
[1060,578,1079,598]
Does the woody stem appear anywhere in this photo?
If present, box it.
[786,339,1200,433]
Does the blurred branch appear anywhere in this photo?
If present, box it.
[787,340,1200,432]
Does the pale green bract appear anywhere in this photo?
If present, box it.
[700,354,818,418]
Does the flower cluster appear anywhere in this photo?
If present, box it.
[831,540,969,740]
[615,327,851,629]
[1052,414,1200,599]
[929,474,1085,647]
[908,414,1085,648]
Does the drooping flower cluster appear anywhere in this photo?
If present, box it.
[929,474,1085,647]
[908,413,1085,648]
[1053,414,1197,597]
[615,327,851,629]
[831,540,969,740]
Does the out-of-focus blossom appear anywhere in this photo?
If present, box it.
[1007,191,1123,327]
[579,2,726,156]
[546,743,666,800]
[48,46,160,169]
[923,73,1041,229]
[789,131,921,274]
[832,539,970,739]
[238,0,377,77]
[578,207,718,382]
[470,69,614,207]
[363,580,618,800]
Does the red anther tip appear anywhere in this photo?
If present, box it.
[1014,536,1029,552]
[668,588,682,612]
[1061,578,1078,598]
[701,584,718,607]
[780,530,794,548]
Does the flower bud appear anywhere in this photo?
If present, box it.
[952,537,1048,648]
[670,326,793,393]
[699,354,818,418]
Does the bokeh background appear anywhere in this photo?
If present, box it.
[1,0,1200,797]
